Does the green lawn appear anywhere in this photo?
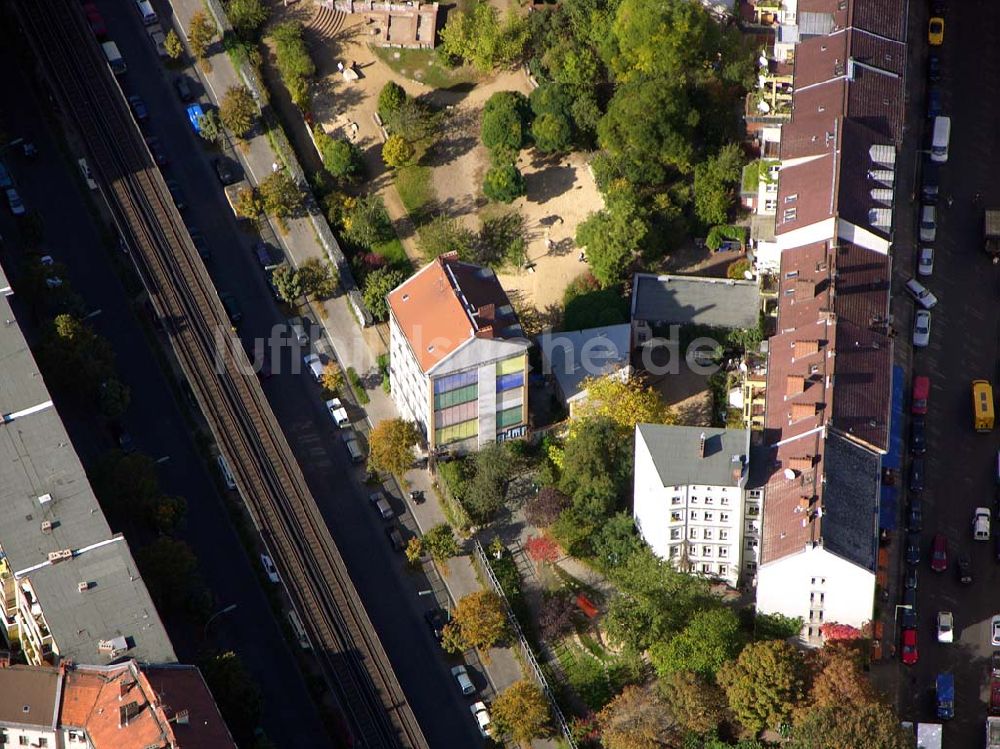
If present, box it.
[374,236,412,273]
[395,164,433,219]
[372,46,479,89]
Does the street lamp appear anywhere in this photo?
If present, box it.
[894,603,913,623]
[204,603,238,638]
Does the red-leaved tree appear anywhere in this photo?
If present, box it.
[526,534,561,564]
[820,622,863,642]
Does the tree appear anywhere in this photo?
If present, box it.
[227,0,269,39]
[258,171,302,218]
[318,134,364,182]
[187,11,216,60]
[137,537,199,610]
[473,210,526,268]
[532,112,573,153]
[320,363,344,394]
[164,29,184,59]
[719,639,807,734]
[39,314,115,398]
[693,143,745,226]
[590,512,643,569]
[481,91,529,152]
[572,376,671,435]
[298,257,339,300]
[202,652,263,740]
[220,85,258,138]
[382,97,438,142]
[439,2,529,72]
[98,378,130,420]
[790,702,913,749]
[537,592,577,641]
[524,487,570,527]
[807,643,875,710]
[560,416,633,522]
[576,192,649,287]
[492,681,550,744]
[367,418,420,476]
[196,109,222,143]
[754,612,803,641]
[271,264,303,304]
[727,257,751,280]
[147,494,187,535]
[483,163,526,203]
[233,187,263,219]
[377,81,407,120]
[611,0,720,83]
[362,267,406,322]
[91,451,161,518]
[598,683,680,749]
[444,590,508,655]
[382,134,415,168]
[417,215,475,261]
[660,671,727,735]
[463,443,513,523]
[525,534,561,564]
[344,194,394,249]
[271,22,315,109]
[650,607,744,681]
[405,536,423,564]
[423,524,461,565]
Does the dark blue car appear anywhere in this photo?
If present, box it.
[927,87,943,119]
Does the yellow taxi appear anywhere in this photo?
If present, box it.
[928,17,944,46]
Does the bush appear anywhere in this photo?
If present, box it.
[562,274,629,330]
[378,81,407,121]
[362,267,406,322]
[344,194,394,249]
[271,22,315,110]
[227,0,270,40]
[705,224,746,251]
[220,85,258,138]
[531,111,572,153]
[315,127,364,183]
[346,367,370,405]
[382,134,415,168]
[481,91,530,152]
[483,163,526,203]
[727,257,751,279]
[525,487,571,527]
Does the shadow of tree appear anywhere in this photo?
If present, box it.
[425,108,480,167]
[523,161,578,206]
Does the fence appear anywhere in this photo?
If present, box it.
[198,0,373,326]
[472,541,578,749]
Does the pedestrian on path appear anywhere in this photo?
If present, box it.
[272,161,280,172]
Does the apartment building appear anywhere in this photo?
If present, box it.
[748,0,906,645]
[633,425,757,588]
[0,659,235,748]
[387,253,530,454]
[0,267,174,666]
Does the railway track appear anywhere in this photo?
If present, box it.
[12,3,429,747]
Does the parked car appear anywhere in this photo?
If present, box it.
[928,51,941,82]
[937,611,954,643]
[174,75,194,102]
[918,247,934,276]
[905,278,938,309]
[901,627,919,665]
[186,103,205,134]
[144,136,168,166]
[928,16,944,45]
[384,525,405,551]
[82,2,107,37]
[909,456,925,492]
[957,554,972,584]
[253,241,281,270]
[931,532,948,572]
[992,615,1000,647]
[0,160,13,189]
[913,310,931,348]
[926,86,943,119]
[919,205,937,242]
[260,553,280,584]
[921,161,940,204]
[375,498,394,520]
[451,665,476,696]
[213,157,238,186]
[906,532,921,566]
[904,565,918,590]
[127,94,149,122]
[908,498,923,532]
[910,417,926,454]
[975,507,992,541]
[424,608,449,642]
[5,188,25,216]
[470,702,493,738]
[902,588,918,628]
[912,375,930,415]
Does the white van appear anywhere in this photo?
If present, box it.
[974,507,991,541]
[217,454,236,490]
[930,116,950,163]
[135,0,158,25]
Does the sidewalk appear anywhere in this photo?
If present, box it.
[165,0,546,740]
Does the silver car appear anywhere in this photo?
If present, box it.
[913,310,931,348]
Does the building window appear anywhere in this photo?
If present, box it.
[690,511,698,520]
[784,193,798,203]
[670,528,681,540]
[704,496,713,505]
[434,370,478,394]
[671,511,682,522]
[718,564,727,575]
[703,529,713,540]
[719,547,728,558]
[704,512,713,521]
[719,529,728,540]
[745,561,757,572]
[746,539,758,549]
[702,546,712,556]
[701,564,711,574]
[19,739,28,747]
[496,372,524,392]
[783,207,797,222]
[689,528,698,539]
[496,405,523,429]
[671,496,682,505]
[437,418,478,445]
[670,546,680,558]
[434,384,478,410]
[720,512,729,522]
[38,741,47,748]
[690,496,698,504]
[746,505,760,517]
[785,270,799,279]
[720,496,730,506]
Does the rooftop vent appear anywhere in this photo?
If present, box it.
[698,432,706,458]
[401,293,410,302]
[40,520,52,534]
[38,494,52,505]
[77,582,90,593]
[47,549,72,565]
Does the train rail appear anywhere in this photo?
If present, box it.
[11,2,428,747]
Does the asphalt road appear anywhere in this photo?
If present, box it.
[895,1,1000,742]
[3,2,485,746]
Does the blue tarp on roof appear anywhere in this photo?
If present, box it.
[879,365,905,530]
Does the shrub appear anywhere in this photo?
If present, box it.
[483,163,526,203]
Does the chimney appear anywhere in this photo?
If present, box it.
[119,680,131,700]
[174,709,190,725]
[698,432,706,458]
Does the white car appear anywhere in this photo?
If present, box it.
[78,158,97,190]
[919,205,936,242]
[5,188,24,216]
[303,353,324,381]
[992,615,1000,647]
[326,398,350,428]
[913,310,931,348]
[918,247,934,276]
[470,701,493,738]
[260,553,280,584]
[905,278,938,309]
[975,507,992,541]
[936,611,953,643]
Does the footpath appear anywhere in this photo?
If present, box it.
[164,1,551,745]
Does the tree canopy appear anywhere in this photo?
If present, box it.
[492,681,550,744]
[440,2,529,71]
[575,190,648,287]
[598,683,679,749]
[719,639,806,734]
[220,85,258,138]
[367,418,419,476]
[444,590,508,654]
[362,267,406,322]
[650,607,744,681]
[789,702,913,749]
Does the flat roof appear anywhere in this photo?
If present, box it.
[0,665,59,727]
[636,424,749,488]
[0,277,174,666]
[631,273,760,329]
[537,324,631,403]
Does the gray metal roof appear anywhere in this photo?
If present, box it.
[636,424,750,488]
[631,273,761,329]
[537,324,631,403]
[0,280,175,666]
[820,431,880,573]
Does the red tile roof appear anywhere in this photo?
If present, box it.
[387,253,522,373]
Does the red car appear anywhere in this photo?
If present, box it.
[931,533,948,572]
[82,3,106,38]
[911,375,930,415]
[901,628,918,665]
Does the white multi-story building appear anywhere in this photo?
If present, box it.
[633,424,756,588]
[387,253,530,454]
